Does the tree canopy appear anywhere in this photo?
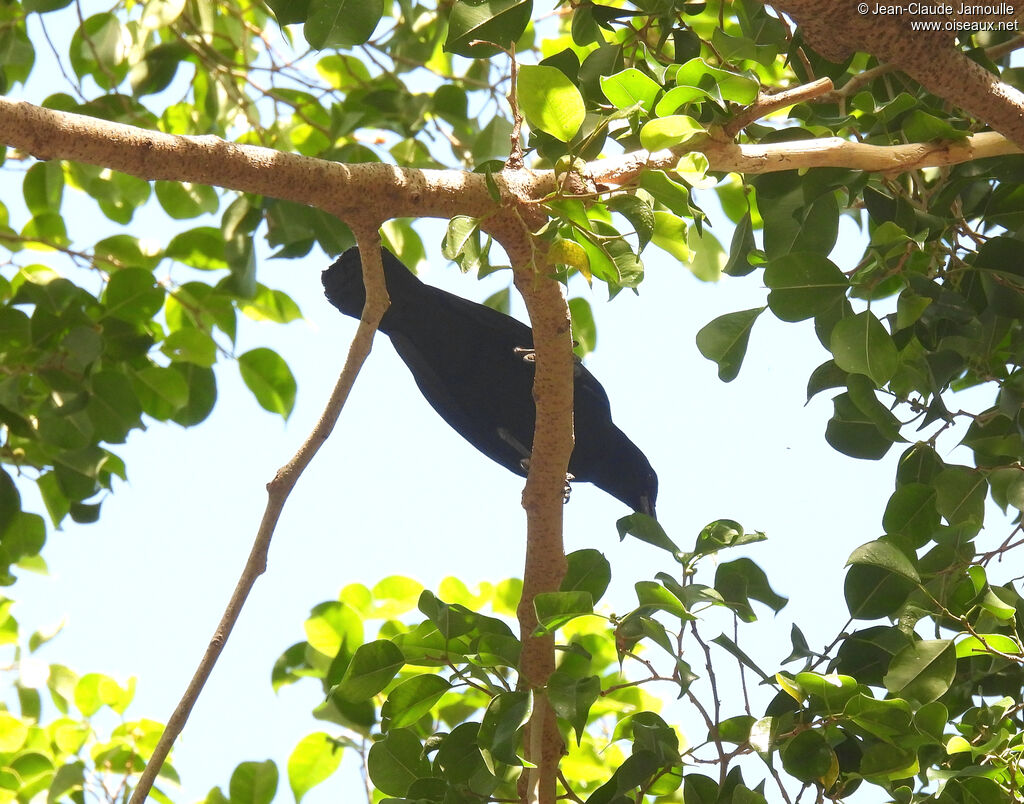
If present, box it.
[1,1,1024,803]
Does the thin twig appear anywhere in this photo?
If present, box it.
[506,46,525,170]
[722,77,834,138]
[128,226,388,804]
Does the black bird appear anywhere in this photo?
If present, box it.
[322,247,658,518]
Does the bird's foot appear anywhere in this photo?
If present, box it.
[516,459,574,505]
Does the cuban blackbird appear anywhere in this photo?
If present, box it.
[322,247,658,518]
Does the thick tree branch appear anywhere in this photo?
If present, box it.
[484,216,571,804]
[127,228,389,804]
[767,0,1024,147]
[1,97,1019,219]
[0,98,520,222]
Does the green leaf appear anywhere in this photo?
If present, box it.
[23,161,64,216]
[73,673,133,717]
[238,348,296,419]
[478,691,531,768]
[717,715,755,744]
[47,761,84,804]
[170,363,218,427]
[844,563,916,620]
[87,370,143,443]
[696,307,765,382]
[724,212,756,277]
[793,672,859,713]
[131,365,189,420]
[650,211,690,263]
[781,730,833,783]
[830,311,898,385]
[560,548,610,604]
[366,729,431,796]
[434,723,493,789]
[607,195,655,249]
[304,0,383,49]
[882,484,939,549]
[546,672,599,745]
[287,734,341,803]
[846,540,920,583]
[616,512,679,553]
[533,591,594,634]
[639,115,705,152]
[230,760,278,804]
[0,713,28,752]
[69,14,129,89]
[654,85,708,116]
[517,64,584,142]
[764,253,849,322]
[304,601,363,658]
[23,211,69,246]
[902,110,968,142]
[883,639,956,704]
[933,466,987,529]
[843,693,913,742]
[825,392,895,461]
[600,68,660,113]
[955,633,1023,658]
[154,181,219,219]
[639,170,691,215]
[445,0,533,57]
[160,328,217,367]
[710,634,769,680]
[240,286,303,323]
[686,225,726,282]
[846,373,903,442]
[334,639,404,701]
[103,268,164,323]
[266,0,311,25]
[385,674,450,729]
[714,558,787,622]
[634,581,694,621]
[672,58,759,104]
[568,297,596,358]
[166,227,228,271]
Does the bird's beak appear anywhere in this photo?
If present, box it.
[638,495,656,520]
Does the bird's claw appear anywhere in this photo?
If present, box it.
[513,347,536,363]
[517,458,573,505]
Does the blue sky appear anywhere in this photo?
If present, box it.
[8,203,913,802]
[4,8,1017,804]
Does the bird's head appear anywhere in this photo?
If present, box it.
[594,438,658,520]
[322,247,421,323]
[633,466,658,520]
[322,248,368,319]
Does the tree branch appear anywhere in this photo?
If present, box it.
[0,97,511,223]
[767,0,1024,148]
[590,130,1020,187]
[1,96,1020,220]
[485,216,571,804]
[127,227,389,804]
[722,77,834,138]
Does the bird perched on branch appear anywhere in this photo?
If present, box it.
[322,247,658,518]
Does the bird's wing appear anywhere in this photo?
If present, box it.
[427,284,615,416]
[386,286,539,476]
